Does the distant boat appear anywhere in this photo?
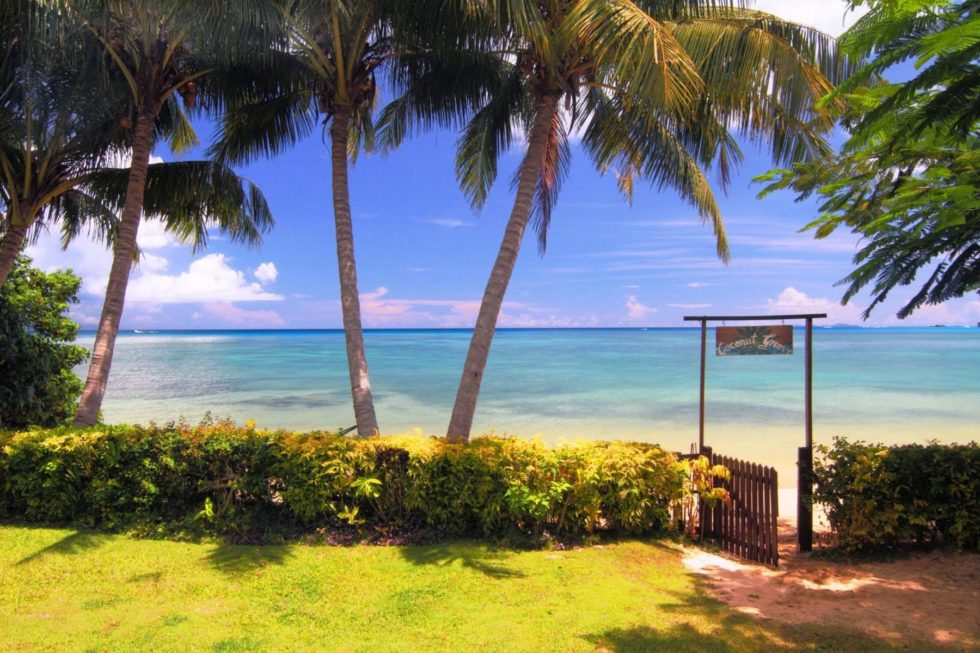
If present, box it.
[134,329,144,334]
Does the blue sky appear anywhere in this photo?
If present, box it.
[25,1,980,329]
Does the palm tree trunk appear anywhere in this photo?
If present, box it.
[0,219,29,287]
[446,93,560,442]
[331,106,380,436]
[73,112,155,426]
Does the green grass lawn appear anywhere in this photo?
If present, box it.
[0,525,948,652]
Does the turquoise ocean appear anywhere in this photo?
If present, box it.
[78,327,979,485]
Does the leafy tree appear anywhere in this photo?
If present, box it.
[435,0,850,441]
[0,256,87,428]
[756,0,979,319]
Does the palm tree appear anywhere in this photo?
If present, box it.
[0,85,274,289]
[443,0,852,442]
[70,0,278,426]
[210,0,392,435]
[213,0,502,436]
[0,1,117,286]
[211,0,486,435]
[0,79,132,287]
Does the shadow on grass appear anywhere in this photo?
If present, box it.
[15,530,109,566]
[586,586,948,653]
[400,542,526,579]
[128,570,164,583]
[586,623,940,653]
[205,542,293,575]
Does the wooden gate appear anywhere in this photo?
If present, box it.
[698,449,779,566]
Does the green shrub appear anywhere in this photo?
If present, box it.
[0,422,692,543]
[814,437,980,553]
[405,439,509,536]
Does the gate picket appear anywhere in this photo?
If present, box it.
[698,451,778,566]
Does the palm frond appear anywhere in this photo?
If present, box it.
[378,49,511,152]
[668,8,849,165]
[521,105,571,254]
[51,187,120,250]
[567,0,706,119]
[86,161,274,251]
[455,68,529,209]
[159,96,200,154]
[209,90,318,165]
[582,88,730,260]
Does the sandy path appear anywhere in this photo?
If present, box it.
[683,493,980,650]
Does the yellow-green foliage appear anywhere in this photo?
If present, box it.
[0,421,687,542]
[815,437,980,553]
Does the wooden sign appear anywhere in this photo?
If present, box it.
[716,325,793,356]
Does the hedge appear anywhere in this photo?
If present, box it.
[814,437,980,553]
[0,419,693,543]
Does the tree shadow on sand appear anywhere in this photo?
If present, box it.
[399,542,526,579]
[15,529,109,566]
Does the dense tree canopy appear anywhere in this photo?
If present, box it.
[757,0,979,319]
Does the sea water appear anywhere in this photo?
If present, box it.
[77,327,979,484]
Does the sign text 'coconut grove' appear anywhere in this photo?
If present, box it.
[716,325,793,356]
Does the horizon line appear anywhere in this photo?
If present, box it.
[74,324,976,333]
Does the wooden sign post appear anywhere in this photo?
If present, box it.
[683,313,826,553]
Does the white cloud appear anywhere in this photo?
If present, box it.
[729,234,860,254]
[622,284,640,289]
[425,218,473,229]
[586,247,694,260]
[104,151,165,169]
[765,287,863,324]
[137,219,179,250]
[254,262,278,284]
[498,312,598,328]
[138,252,169,273]
[25,229,112,296]
[626,295,657,321]
[126,254,283,304]
[359,286,484,326]
[26,228,280,311]
[687,282,712,288]
[352,286,596,328]
[511,105,589,147]
[765,287,980,327]
[19,155,289,327]
[544,267,589,274]
[72,310,100,326]
[201,303,285,327]
[26,217,179,293]
[751,0,867,36]
[882,299,980,328]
